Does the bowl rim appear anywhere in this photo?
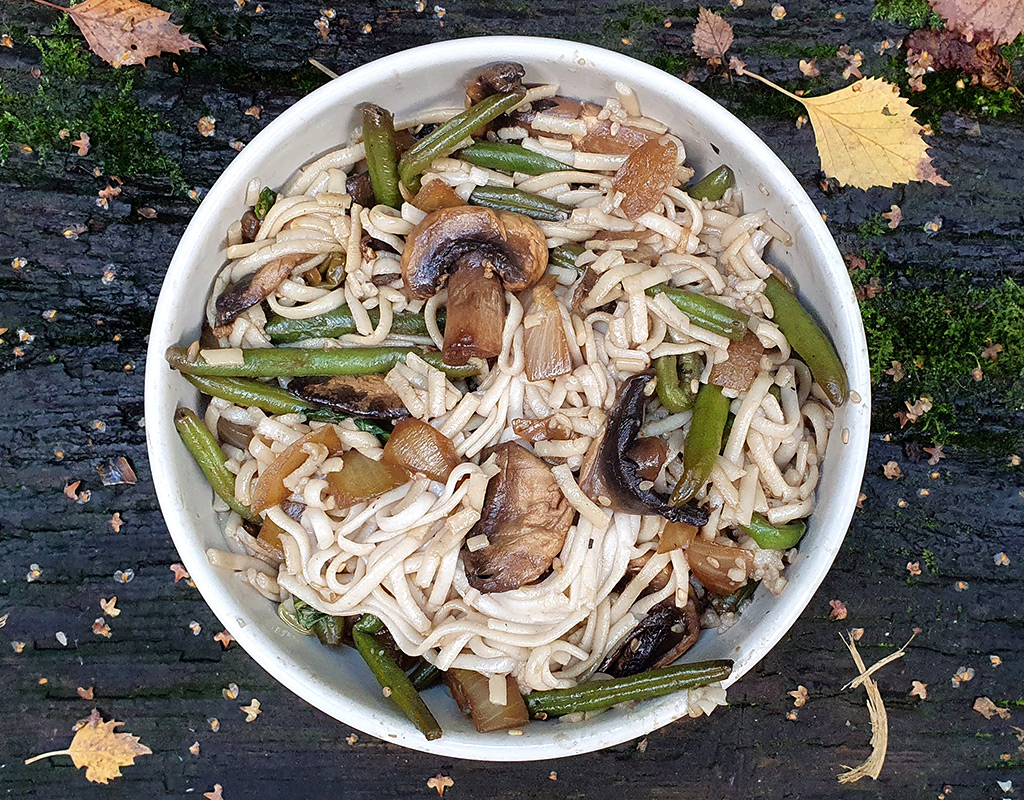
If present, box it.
[145,35,870,760]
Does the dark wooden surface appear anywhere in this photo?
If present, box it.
[2,1,1023,798]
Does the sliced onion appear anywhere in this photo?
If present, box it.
[522,283,572,381]
[251,426,343,513]
[444,668,529,733]
[686,537,753,596]
[383,418,460,482]
[218,417,254,450]
[256,501,303,557]
[325,449,409,510]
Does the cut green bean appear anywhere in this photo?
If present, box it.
[398,91,525,190]
[687,165,735,202]
[265,305,442,344]
[646,284,749,341]
[740,512,807,550]
[525,659,733,717]
[763,276,848,406]
[670,382,730,506]
[352,615,442,740]
[166,345,479,379]
[469,185,572,222]
[654,353,701,413]
[408,660,443,691]
[173,408,259,523]
[362,104,402,208]
[549,243,585,273]
[460,141,568,175]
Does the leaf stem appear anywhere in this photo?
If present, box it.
[27,0,68,9]
[24,749,72,765]
[740,69,803,103]
[308,58,339,80]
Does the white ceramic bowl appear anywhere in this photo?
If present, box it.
[145,36,870,760]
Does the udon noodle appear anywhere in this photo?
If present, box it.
[175,67,843,728]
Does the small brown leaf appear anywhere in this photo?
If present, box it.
[846,253,867,270]
[886,361,905,382]
[905,28,1012,90]
[64,481,81,501]
[974,696,1011,719]
[728,55,747,75]
[77,686,95,700]
[882,204,903,229]
[244,105,262,119]
[240,699,261,722]
[203,784,224,800]
[856,492,866,509]
[170,563,190,583]
[71,132,91,156]
[427,774,454,797]
[883,461,902,479]
[981,340,1003,361]
[214,630,235,649]
[92,618,112,638]
[923,446,945,465]
[906,561,922,576]
[789,685,809,707]
[692,8,734,62]
[829,599,848,620]
[109,513,124,533]
[197,116,216,137]
[910,680,928,699]
[67,0,204,68]
[23,709,151,784]
[100,596,120,617]
[799,58,820,77]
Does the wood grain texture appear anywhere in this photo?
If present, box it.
[1,1,1023,798]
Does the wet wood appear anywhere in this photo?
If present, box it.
[1,1,1022,797]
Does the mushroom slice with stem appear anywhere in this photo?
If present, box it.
[288,375,411,422]
[214,253,314,328]
[463,441,572,593]
[401,206,548,365]
[466,62,526,106]
[599,600,702,677]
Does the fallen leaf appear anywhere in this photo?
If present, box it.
[100,596,120,617]
[910,680,928,699]
[931,0,1024,45]
[886,361,905,382]
[244,105,262,119]
[789,685,809,707]
[799,58,820,77]
[994,551,1010,566]
[92,618,112,638]
[830,599,848,620]
[214,630,235,649]
[905,28,1012,90]
[855,276,884,301]
[952,665,975,686]
[64,481,81,500]
[728,55,746,75]
[907,561,922,576]
[923,446,945,465]
[23,708,151,784]
[856,492,866,509]
[203,784,224,800]
[77,686,95,700]
[742,74,947,189]
[837,44,864,80]
[990,655,1002,666]
[189,741,200,755]
[71,132,91,156]
[924,217,943,233]
[692,7,734,62]
[981,340,1003,361]
[786,710,798,720]
[1,35,12,47]
[63,0,205,68]
[26,563,42,582]
[222,682,239,700]
[170,563,190,583]
[974,696,1011,720]
[138,207,157,219]
[882,204,903,229]
[956,580,969,592]
[197,116,216,137]
[850,627,865,641]
[189,621,202,636]
[771,4,786,19]
[109,513,124,532]
[883,461,902,479]
[427,774,454,797]
[846,253,867,270]
[208,717,220,732]
[240,699,261,722]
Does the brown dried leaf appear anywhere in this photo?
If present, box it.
[905,28,1012,90]
[692,7,734,62]
[66,0,204,68]
[427,775,454,797]
[974,696,1011,719]
[799,58,820,77]
[213,630,235,649]
[882,204,903,229]
[931,0,1024,45]
[24,709,151,784]
[789,685,809,707]
[830,599,848,620]
[981,340,1004,361]
[883,461,902,479]
[170,563,190,583]
[77,686,95,700]
[203,784,224,800]
[923,446,945,465]
[71,132,91,156]
[907,561,922,576]
[910,680,928,699]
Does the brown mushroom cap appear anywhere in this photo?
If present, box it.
[401,205,548,299]
[466,62,525,105]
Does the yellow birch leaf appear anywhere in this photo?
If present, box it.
[742,72,948,190]
[24,708,152,784]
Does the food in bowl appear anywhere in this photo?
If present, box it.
[165,62,849,739]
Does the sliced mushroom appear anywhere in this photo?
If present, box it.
[466,62,526,105]
[288,375,410,422]
[401,206,548,365]
[599,600,702,677]
[709,330,766,392]
[463,441,572,593]
[214,252,312,328]
[240,209,261,242]
[585,373,709,526]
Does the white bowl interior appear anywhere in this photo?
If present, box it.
[145,37,870,760]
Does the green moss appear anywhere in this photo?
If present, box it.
[855,261,1024,439]
[856,217,891,238]
[754,42,839,60]
[31,17,90,81]
[872,0,943,29]
[922,549,937,572]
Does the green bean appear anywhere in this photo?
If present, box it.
[166,345,479,379]
[173,408,259,523]
[549,243,585,273]
[469,185,572,222]
[352,615,442,740]
[407,660,443,691]
[460,141,567,175]
[670,382,730,506]
[740,512,807,550]
[311,616,345,646]
[646,284,749,341]
[398,91,525,190]
[265,305,441,344]
[654,353,701,413]
[362,104,402,208]
[763,276,848,406]
[525,660,733,717]
[687,165,735,202]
